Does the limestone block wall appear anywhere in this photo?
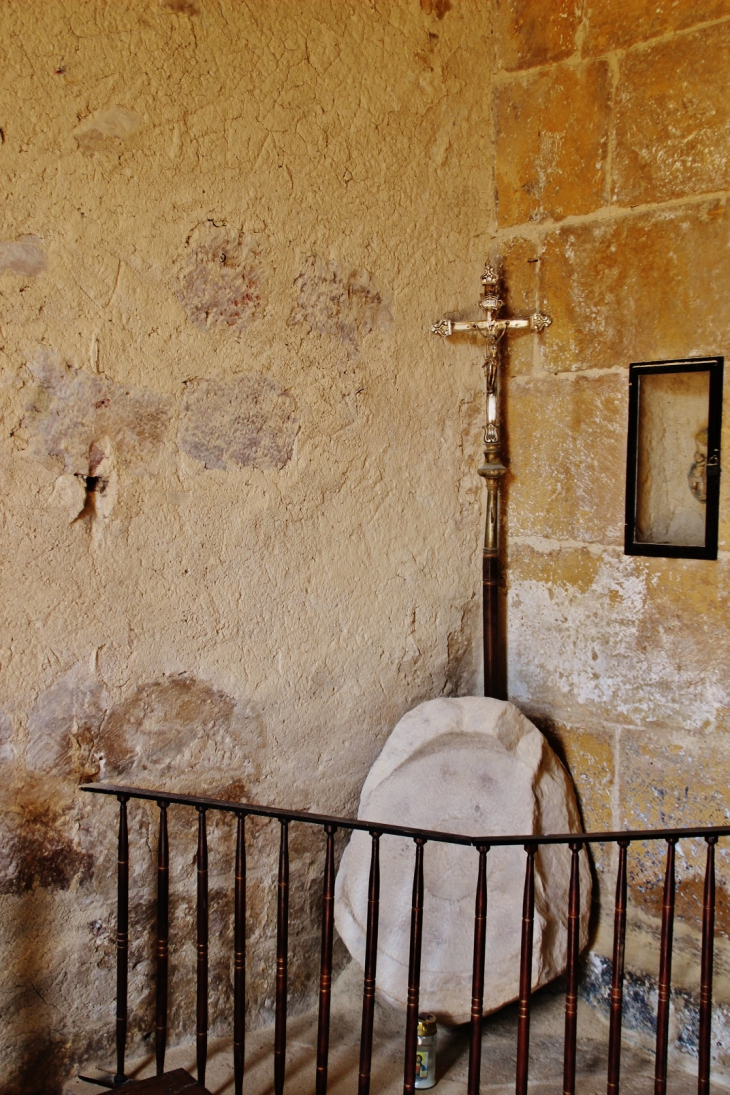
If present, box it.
[491,0,730,1064]
[0,1,495,1089]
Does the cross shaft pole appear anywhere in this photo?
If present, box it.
[431,264,552,699]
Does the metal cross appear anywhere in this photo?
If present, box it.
[431,263,552,699]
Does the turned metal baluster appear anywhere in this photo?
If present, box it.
[654,838,677,1095]
[515,844,537,1095]
[234,812,247,1095]
[196,807,209,1087]
[468,844,490,1095]
[358,832,381,1095]
[115,795,130,1086]
[316,824,337,1095]
[698,836,718,1095]
[403,839,426,1095]
[563,842,582,1095]
[155,802,170,1076]
[275,820,290,1095]
[607,840,629,1095]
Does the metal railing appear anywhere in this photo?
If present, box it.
[80,782,730,1095]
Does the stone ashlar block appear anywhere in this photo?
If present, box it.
[495,0,581,72]
[537,199,730,373]
[582,0,730,57]
[551,722,612,884]
[505,372,627,545]
[508,546,730,734]
[529,716,615,879]
[498,234,540,375]
[620,727,730,938]
[495,61,610,227]
[613,22,730,206]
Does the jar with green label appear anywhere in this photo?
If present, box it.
[415,1012,437,1089]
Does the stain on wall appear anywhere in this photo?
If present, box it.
[179,374,298,471]
[178,224,266,333]
[23,353,172,476]
[26,662,108,781]
[289,255,392,353]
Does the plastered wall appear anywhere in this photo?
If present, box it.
[0,1,494,1088]
[492,0,730,1064]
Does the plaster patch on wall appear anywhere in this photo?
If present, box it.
[73,105,141,153]
[98,675,259,781]
[49,473,88,522]
[288,256,392,353]
[178,224,266,332]
[0,708,14,767]
[0,235,46,277]
[179,373,298,471]
[26,662,108,782]
[23,352,172,476]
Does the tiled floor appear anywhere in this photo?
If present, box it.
[66,963,724,1095]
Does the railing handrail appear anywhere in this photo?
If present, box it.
[80,782,730,847]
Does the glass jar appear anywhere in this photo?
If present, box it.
[415,1012,437,1089]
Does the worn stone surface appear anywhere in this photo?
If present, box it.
[491,0,730,1071]
[505,372,627,545]
[546,723,615,889]
[0,1,493,1089]
[495,62,610,225]
[537,200,730,373]
[529,719,615,834]
[582,0,730,57]
[613,24,730,206]
[508,546,730,734]
[498,235,540,375]
[335,698,591,1024]
[494,0,582,72]
[620,728,730,941]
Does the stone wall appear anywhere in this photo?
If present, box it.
[492,0,730,1065]
[0,1,494,1089]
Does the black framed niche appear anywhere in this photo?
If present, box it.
[625,356,723,560]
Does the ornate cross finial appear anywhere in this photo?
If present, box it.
[431,262,551,341]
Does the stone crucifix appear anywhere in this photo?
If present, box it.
[431,263,552,699]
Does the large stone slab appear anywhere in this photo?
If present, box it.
[334,697,591,1025]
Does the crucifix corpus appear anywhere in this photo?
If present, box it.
[431,263,552,699]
